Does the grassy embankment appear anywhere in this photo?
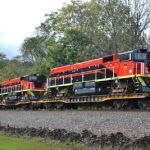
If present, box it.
[0,132,144,150]
[0,132,98,150]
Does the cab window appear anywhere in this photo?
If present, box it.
[133,53,146,61]
[120,53,131,62]
[103,55,113,63]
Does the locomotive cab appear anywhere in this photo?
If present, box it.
[0,74,47,103]
[131,49,150,62]
[121,49,150,92]
[21,74,46,100]
[120,49,150,62]
[131,49,150,73]
[120,49,150,73]
[23,74,46,88]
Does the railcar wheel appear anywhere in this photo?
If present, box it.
[54,102,64,110]
[21,104,30,110]
[66,104,78,110]
[113,101,121,110]
[113,100,126,110]
[29,104,37,110]
[43,103,52,110]
[0,106,5,110]
[113,100,133,110]
[137,100,149,110]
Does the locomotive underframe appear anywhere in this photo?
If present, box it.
[0,89,47,103]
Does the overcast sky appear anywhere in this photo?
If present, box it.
[0,0,74,59]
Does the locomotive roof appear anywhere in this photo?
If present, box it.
[120,49,149,55]
[51,53,119,74]
[1,77,21,86]
[51,49,150,75]
[1,74,44,86]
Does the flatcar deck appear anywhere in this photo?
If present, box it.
[0,93,150,108]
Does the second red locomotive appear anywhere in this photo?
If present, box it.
[47,49,150,98]
[0,74,46,103]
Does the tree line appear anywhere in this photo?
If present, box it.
[1,0,150,81]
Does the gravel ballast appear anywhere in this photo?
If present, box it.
[0,110,150,138]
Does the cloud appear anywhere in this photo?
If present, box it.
[0,29,20,59]
[0,0,72,59]
[0,44,20,59]
[0,32,4,37]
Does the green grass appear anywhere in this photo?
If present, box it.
[0,132,144,150]
[0,132,98,150]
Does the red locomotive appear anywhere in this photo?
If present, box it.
[0,74,46,102]
[47,49,150,98]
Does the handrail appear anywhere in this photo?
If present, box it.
[49,66,118,85]
[0,84,23,94]
[50,66,118,80]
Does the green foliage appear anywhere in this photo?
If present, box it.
[0,54,32,82]
[0,53,6,60]
[21,36,46,62]
[46,29,92,68]
[0,53,7,69]
[19,0,150,76]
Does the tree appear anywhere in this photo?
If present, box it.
[46,29,91,68]
[0,53,7,70]
[21,36,46,63]
[0,56,32,82]
[0,53,6,60]
[126,0,150,49]
[21,0,150,75]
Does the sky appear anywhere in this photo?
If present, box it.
[0,0,73,59]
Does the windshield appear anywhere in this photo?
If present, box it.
[133,53,146,61]
[120,52,131,61]
[22,75,46,83]
[28,75,38,81]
